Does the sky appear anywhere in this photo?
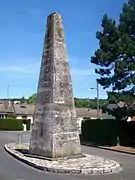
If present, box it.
[0,0,126,99]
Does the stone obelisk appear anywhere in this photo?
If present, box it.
[29,12,82,159]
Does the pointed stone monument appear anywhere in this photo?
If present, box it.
[29,12,82,159]
[5,12,121,175]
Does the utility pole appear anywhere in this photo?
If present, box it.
[90,81,100,119]
[6,84,18,103]
[6,85,9,102]
[96,81,100,119]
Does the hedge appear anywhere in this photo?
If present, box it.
[0,118,31,131]
[118,121,135,146]
[22,119,31,131]
[81,119,135,147]
[81,119,118,146]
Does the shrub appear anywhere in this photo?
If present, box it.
[0,118,31,131]
[22,119,31,130]
[7,114,17,119]
[81,119,118,146]
[0,118,23,131]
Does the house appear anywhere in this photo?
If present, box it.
[13,105,104,132]
[0,101,34,123]
[75,108,103,134]
[0,101,14,119]
[0,100,114,132]
[13,103,35,124]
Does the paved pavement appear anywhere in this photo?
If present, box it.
[1,132,135,180]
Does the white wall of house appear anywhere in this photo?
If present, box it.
[13,101,21,104]
[16,115,34,124]
[77,117,83,134]
[16,115,22,120]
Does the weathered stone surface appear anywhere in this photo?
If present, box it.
[5,143,121,175]
[29,12,82,159]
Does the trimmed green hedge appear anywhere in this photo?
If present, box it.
[0,118,31,131]
[81,119,118,146]
[81,119,135,147]
[22,119,31,131]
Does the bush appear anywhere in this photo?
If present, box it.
[22,119,31,131]
[81,119,135,147]
[0,118,31,131]
[118,121,135,147]
[0,118,23,131]
[7,114,17,119]
[81,119,118,146]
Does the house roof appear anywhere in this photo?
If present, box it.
[0,100,107,119]
[102,113,115,119]
[0,101,14,113]
[13,104,35,115]
[13,105,102,118]
[75,108,102,118]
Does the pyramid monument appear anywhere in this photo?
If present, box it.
[29,12,82,159]
[5,12,121,175]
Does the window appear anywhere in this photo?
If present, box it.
[20,105,26,108]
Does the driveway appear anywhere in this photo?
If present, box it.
[0,131,135,180]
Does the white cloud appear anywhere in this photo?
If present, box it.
[0,56,97,82]
[0,61,40,76]
[0,62,96,77]
[0,56,103,98]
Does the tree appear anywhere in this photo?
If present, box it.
[27,93,37,105]
[91,0,135,119]
[27,94,108,109]
[20,96,26,104]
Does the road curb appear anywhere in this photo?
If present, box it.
[82,143,135,156]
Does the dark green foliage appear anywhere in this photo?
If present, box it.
[118,121,135,146]
[107,91,135,103]
[75,98,101,109]
[27,93,37,105]
[0,119,23,131]
[20,96,26,104]
[22,119,31,131]
[27,93,109,109]
[81,119,118,146]
[105,91,135,119]
[81,119,135,147]
[6,114,17,119]
[91,1,135,91]
[91,0,135,118]
[0,119,31,131]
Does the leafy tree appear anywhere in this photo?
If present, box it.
[91,0,135,119]
[27,94,108,109]
[27,93,37,105]
[20,96,26,104]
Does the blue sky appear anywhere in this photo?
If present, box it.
[0,0,126,99]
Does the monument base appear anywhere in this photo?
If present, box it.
[5,143,121,175]
[24,152,85,161]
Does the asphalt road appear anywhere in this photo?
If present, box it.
[1,132,135,180]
